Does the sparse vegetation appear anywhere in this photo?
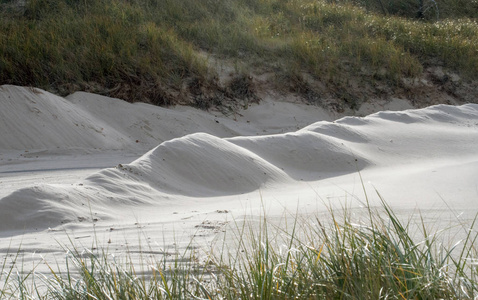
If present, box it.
[1,198,477,299]
[342,0,478,20]
[0,0,477,108]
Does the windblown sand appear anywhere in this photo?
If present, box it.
[1,85,477,274]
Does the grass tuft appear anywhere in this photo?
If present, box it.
[1,197,477,299]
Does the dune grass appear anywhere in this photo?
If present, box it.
[1,196,477,299]
[1,0,477,107]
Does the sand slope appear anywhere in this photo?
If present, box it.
[0,86,127,150]
[1,85,477,233]
[0,85,333,153]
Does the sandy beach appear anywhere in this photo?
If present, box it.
[0,85,477,279]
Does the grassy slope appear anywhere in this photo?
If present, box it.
[0,0,478,110]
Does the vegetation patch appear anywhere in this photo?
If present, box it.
[1,0,477,109]
[1,198,477,299]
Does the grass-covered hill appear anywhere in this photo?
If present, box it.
[1,0,478,111]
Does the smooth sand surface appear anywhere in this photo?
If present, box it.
[1,85,477,275]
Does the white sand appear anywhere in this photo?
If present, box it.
[0,85,477,275]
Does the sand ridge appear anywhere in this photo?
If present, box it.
[0,86,477,274]
[0,86,477,233]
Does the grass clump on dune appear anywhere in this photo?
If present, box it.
[1,0,478,107]
[338,0,478,20]
[213,198,478,299]
[1,198,477,299]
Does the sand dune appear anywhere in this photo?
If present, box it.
[1,85,476,234]
[0,85,333,153]
[0,86,128,150]
[0,85,477,276]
